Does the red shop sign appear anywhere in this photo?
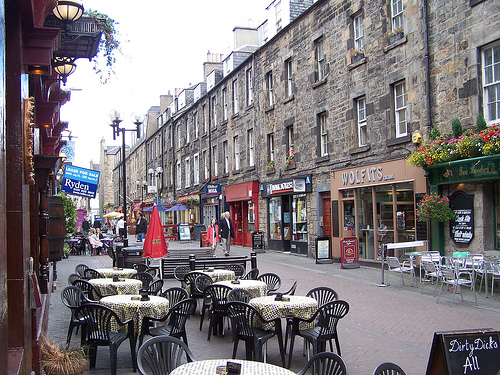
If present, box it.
[340,237,360,269]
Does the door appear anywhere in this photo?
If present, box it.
[233,201,243,246]
[322,193,332,254]
[282,195,291,252]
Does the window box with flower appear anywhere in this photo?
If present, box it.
[266,160,275,171]
[284,149,295,168]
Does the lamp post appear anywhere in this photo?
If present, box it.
[136,180,148,210]
[155,166,163,203]
[109,110,142,246]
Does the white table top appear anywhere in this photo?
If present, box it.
[170,359,295,375]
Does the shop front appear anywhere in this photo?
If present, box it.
[225,181,259,247]
[330,159,427,262]
[261,175,312,255]
[201,183,221,227]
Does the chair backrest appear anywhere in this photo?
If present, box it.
[67,273,81,285]
[226,301,264,338]
[421,261,439,276]
[145,268,158,278]
[160,287,189,307]
[386,257,402,270]
[148,279,164,296]
[165,299,197,337]
[227,288,252,303]
[306,286,339,307]
[373,362,407,375]
[183,271,206,286]
[173,266,191,282]
[224,264,245,277]
[194,275,213,298]
[83,268,104,280]
[72,279,103,301]
[258,273,281,293]
[61,286,83,310]
[285,280,298,295]
[241,268,259,280]
[421,251,441,264]
[134,263,149,272]
[440,266,457,282]
[297,352,348,375]
[314,301,350,338]
[132,272,154,289]
[137,336,196,375]
[75,264,89,277]
[203,284,232,313]
[76,303,127,343]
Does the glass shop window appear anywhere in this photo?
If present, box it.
[247,201,255,233]
[269,197,282,240]
[293,194,307,242]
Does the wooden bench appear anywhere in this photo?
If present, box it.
[165,248,213,258]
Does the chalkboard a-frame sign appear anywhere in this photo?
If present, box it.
[426,329,500,375]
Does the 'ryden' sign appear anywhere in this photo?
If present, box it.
[61,165,100,199]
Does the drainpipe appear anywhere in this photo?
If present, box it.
[423,0,432,133]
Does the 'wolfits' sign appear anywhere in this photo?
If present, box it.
[61,165,100,199]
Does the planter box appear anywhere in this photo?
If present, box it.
[352,53,365,63]
[389,32,404,44]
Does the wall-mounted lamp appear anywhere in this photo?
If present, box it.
[52,0,84,22]
[52,56,77,84]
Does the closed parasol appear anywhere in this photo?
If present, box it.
[142,205,168,259]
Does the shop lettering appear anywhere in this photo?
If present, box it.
[448,337,498,374]
[64,178,90,191]
[341,167,383,186]
[267,181,294,194]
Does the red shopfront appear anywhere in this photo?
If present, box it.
[225,181,260,247]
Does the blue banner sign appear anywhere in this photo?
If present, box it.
[205,183,221,195]
[61,165,100,199]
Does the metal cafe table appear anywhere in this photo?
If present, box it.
[95,267,137,278]
[214,279,268,299]
[99,295,169,334]
[170,359,295,375]
[89,278,142,296]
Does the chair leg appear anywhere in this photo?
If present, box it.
[232,339,239,359]
[130,336,137,372]
[109,345,118,375]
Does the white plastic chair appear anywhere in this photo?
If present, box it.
[386,257,414,289]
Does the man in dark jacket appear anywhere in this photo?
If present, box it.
[135,212,148,242]
[82,217,91,235]
[218,211,235,256]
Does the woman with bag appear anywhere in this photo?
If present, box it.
[206,218,219,256]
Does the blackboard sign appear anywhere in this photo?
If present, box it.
[178,224,191,241]
[426,329,500,375]
[316,236,333,264]
[449,190,474,245]
[252,231,264,253]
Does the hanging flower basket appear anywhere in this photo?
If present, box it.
[416,194,455,223]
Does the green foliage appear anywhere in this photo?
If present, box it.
[59,193,77,237]
[477,113,487,131]
[452,118,463,138]
[430,125,441,140]
[416,194,455,223]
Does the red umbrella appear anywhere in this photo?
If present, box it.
[142,205,168,259]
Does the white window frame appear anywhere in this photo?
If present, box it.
[212,96,217,127]
[266,71,274,106]
[177,124,181,149]
[391,0,403,31]
[285,59,293,97]
[354,14,364,50]
[357,97,368,146]
[318,112,328,156]
[232,79,238,114]
[186,119,190,144]
[248,129,255,166]
[193,153,199,185]
[176,160,181,190]
[223,141,229,174]
[394,82,407,138]
[203,150,208,181]
[234,136,240,171]
[482,43,500,124]
[275,0,282,31]
[287,126,294,155]
[315,38,325,81]
[246,68,254,106]
[202,105,207,134]
[213,145,218,177]
[222,88,228,121]
[194,111,199,139]
[268,133,275,162]
[184,157,190,188]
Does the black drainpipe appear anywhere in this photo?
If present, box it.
[423,0,432,133]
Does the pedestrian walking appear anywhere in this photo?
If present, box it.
[218,211,234,256]
[206,218,219,256]
[116,215,125,236]
[81,217,90,235]
[135,212,148,242]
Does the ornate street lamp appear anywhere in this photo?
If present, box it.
[109,110,142,246]
[52,0,84,23]
[52,56,77,84]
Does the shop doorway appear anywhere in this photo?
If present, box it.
[268,195,291,251]
[233,202,243,246]
[321,193,332,253]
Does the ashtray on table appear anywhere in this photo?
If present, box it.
[231,280,240,284]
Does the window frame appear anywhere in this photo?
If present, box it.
[318,112,328,156]
[246,68,254,107]
[213,145,218,177]
[222,87,228,121]
[233,136,240,171]
[194,111,199,139]
[232,79,239,115]
[212,95,217,128]
[354,14,364,50]
[193,153,199,186]
[394,81,407,138]
[482,43,500,124]
[357,97,368,146]
[268,133,275,162]
[285,59,293,97]
[391,0,403,31]
[176,160,181,190]
[315,37,325,81]
[223,141,229,174]
[184,157,190,188]
[248,129,255,167]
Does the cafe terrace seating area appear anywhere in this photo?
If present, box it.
[62,249,500,375]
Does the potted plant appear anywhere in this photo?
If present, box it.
[350,48,365,63]
[266,159,275,171]
[389,27,404,44]
[41,335,88,375]
[284,149,295,168]
[416,193,455,223]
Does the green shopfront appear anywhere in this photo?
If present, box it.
[426,154,500,257]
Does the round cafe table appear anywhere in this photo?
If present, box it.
[89,278,142,296]
[169,359,295,375]
[201,269,235,282]
[214,279,267,299]
[99,295,169,334]
[95,267,137,278]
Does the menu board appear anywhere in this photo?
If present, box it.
[178,224,191,241]
[449,191,474,245]
[426,329,500,375]
[316,236,332,264]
